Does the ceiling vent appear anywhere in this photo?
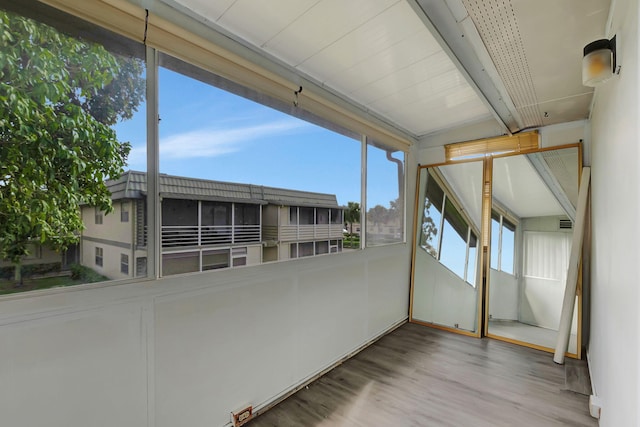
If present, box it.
[559,219,573,229]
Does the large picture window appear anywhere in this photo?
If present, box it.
[0,3,147,294]
[155,53,360,274]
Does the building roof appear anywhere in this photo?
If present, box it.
[106,171,340,208]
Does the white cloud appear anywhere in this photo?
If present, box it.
[126,119,309,168]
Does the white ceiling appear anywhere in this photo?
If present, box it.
[165,0,492,136]
[163,0,611,136]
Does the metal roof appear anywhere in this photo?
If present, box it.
[106,171,340,208]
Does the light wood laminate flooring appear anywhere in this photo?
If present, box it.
[247,322,595,427]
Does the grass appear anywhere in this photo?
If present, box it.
[0,266,109,295]
[343,234,361,249]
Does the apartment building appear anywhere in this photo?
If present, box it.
[80,171,344,278]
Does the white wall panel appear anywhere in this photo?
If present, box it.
[0,304,148,427]
[0,242,410,427]
[589,0,640,424]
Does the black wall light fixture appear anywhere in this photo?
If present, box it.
[582,35,617,87]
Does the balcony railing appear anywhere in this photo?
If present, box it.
[161,224,260,248]
[279,224,344,242]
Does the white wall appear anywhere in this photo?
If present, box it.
[589,0,640,424]
[488,269,518,321]
[0,243,411,427]
[412,250,478,332]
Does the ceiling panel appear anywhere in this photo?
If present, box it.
[216,0,321,47]
[461,0,610,128]
[167,0,493,137]
[260,0,398,66]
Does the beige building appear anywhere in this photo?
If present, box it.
[80,171,344,279]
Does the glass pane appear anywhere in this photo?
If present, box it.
[419,172,444,258]
[439,200,468,279]
[501,223,515,274]
[366,144,404,246]
[489,148,580,355]
[156,52,359,273]
[202,249,229,271]
[490,217,501,270]
[162,252,199,276]
[0,6,147,294]
[411,164,482,333]
[466,232,478,287]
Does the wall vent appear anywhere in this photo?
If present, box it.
[559,219,573,229]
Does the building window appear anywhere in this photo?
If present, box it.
[290,243,298,259]
[120,253,129,275]
[315,240,329,255]
[95,247,103,267]
[231,247,247,267]
[202,249,230,271]
[95,208,103,225]
[121,202,129,222]
[135,257,147,277]
[299,242,314,257]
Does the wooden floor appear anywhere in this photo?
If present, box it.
[246,323,595,427]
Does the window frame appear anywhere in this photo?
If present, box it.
[95,208,103,225]
[120,253,129,275]
[95,247,104,267]
[120,201,129,223]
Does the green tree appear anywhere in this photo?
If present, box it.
[0,10,144,283]
[421,199,438,257]
[344,201,360,248]
[367,204,389,228]
[344,201,360,233]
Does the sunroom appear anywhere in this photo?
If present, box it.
[0,0,637,426]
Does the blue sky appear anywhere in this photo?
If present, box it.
[114,67,403,208]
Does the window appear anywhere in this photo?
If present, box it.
[23,243,42,260]
[419,170,478,286]
[231,247,247,267]
[315,241,329,255]
[330,208,342,224]
[95,208,103,225]
[120,254,129,275]
[420,173,444,257]
[0,3,150,294]
[135,257,147,277]
[202,249,229,271]
[156,52,359,275]
[299,242,314,257]
[299,208,314,225]
[491,211,516,275]
[95,247,103,267]
[316,208,329,225]
[366,143,405,246]
[120,202,129,222]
